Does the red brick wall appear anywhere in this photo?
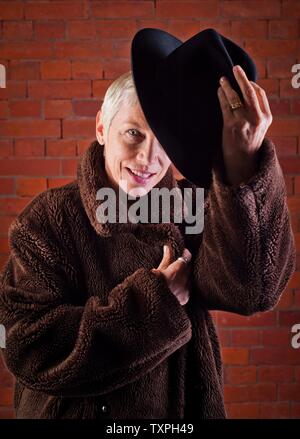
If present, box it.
[0,0,299,419]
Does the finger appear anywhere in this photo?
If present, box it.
[156,244,172,271]
[219,76,243,115]
[250,81,273,120]
[232,65,262,118]
[166,248,192,278]
[217,86,232,124]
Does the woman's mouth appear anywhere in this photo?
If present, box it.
[126,167,157,185]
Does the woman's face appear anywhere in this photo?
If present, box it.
[96,101,171,197]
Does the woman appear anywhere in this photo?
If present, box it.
[0,68,296,419]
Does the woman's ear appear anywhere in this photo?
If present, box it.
[95,109,105,145]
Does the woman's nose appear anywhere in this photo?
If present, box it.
[136,141,159,164]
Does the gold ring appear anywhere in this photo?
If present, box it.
[177,256,189,264]
[230,101,243,111]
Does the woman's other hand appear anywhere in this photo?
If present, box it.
[151,245,192,306]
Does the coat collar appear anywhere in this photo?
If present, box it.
[77,140,187,238]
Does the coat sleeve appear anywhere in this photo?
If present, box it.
[192,137,296,316]
[0,208,192,398]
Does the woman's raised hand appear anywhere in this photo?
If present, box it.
[151,245,192,306]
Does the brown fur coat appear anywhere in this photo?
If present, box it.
[0,138,296,419]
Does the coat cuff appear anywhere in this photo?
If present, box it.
[212,137,284,201]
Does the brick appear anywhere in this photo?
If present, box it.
[267,58,298,78]
[25,2,88,19]
[224,383,276,403]
[0,2,24,19]
[55,41,114,59]
[279,383,300,401]
[3,21,33,40]
[231,329,260,346]
[282,0,300,17]
[0,178,14,195]
[256,78,279,97]
[284,174,294,193]
[73,100,99,117]
[0,198,31,215]
[295,177,300,195]
[269,98,290,117]
[225,402,260,419]
[35,21,65,40]
[15,139,45,157]
[231,20,268,39]
[269,20,299,39]
[47,177,74,189]
[0,237,9,254]
[0,42,53,59]
[62,119,95,138]
[0,159,60,177]
[94,20,137,39]
[288,198,300,213]
[291,99,300,116]
[61,159,80,176]
[286,271,300,289]
[41,61,71,80]
[281,79,300,98]
[0,408,15,419]
[9,61,40,80]
[102,59,131,79]
[16,178,47,197]
[67,21,96,40]
[92,79,114,98]
[0,254,9,272]
[216,329,231,346]
[260,402,290,418]
[157,1,218,18]
[225,366,257,384]
[217,311,277,327]
[72,61,103,79]
[276,289,294,309]
[0,82,26,99]
[77,138,95,155]
[261,328,292,346]
[0,216,15,235]
[28,80,90,99]
[258,366,294,383]
[250,347,300,365]
[0,120,60,138]
[0,388,14,406]
[271,136,297,156]
[0,101,9,119]
[46,140,77,157]
[0,141,13,157]
[44,100,73,119]
[221,347,249,365]
[91,1,154,18]
[222,1,281,18]
[113,40,131,58]
[295,290,300,306]
[269,119,300,137]
[0,370,12,387]
[244,40,298,57]
[9,100,41,118]
[291,402,300,418]
[279,311,300,326]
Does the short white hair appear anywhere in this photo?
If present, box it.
[101,70,139,136]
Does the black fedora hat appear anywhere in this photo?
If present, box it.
[131,28,258,188]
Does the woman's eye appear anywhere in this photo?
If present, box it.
[127,129,140,137]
